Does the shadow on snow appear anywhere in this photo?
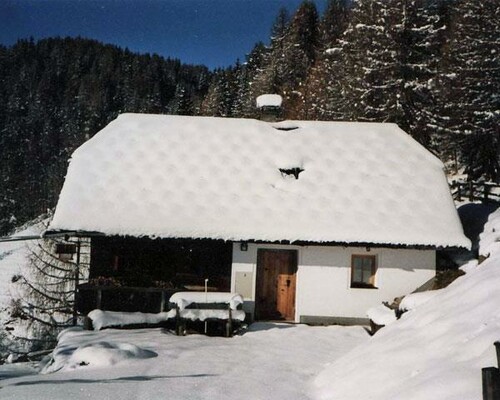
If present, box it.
[5,373,218,387]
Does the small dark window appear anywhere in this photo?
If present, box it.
[54,243,76,255]
[351,255,377,289]
[279,167,304,179]
[54,243,77,261]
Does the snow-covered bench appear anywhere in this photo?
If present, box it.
[169,292,246,337]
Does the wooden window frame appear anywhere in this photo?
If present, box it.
[350,254,378,289]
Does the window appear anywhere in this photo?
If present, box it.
[54,243,76,261]
[351,255,377,289]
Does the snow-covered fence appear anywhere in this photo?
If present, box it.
[482,341,500,400]
[451,181,500,203]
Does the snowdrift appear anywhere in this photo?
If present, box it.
[41,327,157,373]
[315,208,500,400]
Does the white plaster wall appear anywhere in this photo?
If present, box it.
[231,242,435,322]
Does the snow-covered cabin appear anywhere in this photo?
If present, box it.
[49,113,470,324]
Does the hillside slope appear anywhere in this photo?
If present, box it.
[315,208,500,400]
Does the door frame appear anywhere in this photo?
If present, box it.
[255,248,298,321]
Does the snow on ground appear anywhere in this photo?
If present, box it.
[0,362,38,380]
[480,207,500,257]
[0,323,367,400]
[0,219,45,312]
[0,218,47,349]
[314,208,500,400]
[398,290,441,312]
[366,304,396,326]
[0,239,24,312]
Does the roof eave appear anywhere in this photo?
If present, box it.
[61,231,467,250]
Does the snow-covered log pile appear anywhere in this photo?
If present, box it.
[87,309,176,331]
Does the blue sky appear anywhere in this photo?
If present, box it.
[0,0,328,69]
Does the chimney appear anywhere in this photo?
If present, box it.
[256,94,283,122]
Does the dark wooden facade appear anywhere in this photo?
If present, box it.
[90,236,232,289]
[77,236,232,314]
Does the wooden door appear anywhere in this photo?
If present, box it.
[255,249,297,321]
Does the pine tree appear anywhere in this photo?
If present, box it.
[306,47,347,120]
[172,84,194,115]
[436,0,500,181]
[10,226,90,353]
[401,0,448,146]
[278,0,320,118]
[307,0,350,120]
[271,7,290,50]
[320,0,350,48]
[225,42,271,118]
[339,0,406,124]
[199,67,239,117]
[266,7,291,93]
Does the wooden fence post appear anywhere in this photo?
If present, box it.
[160,290,166,312]
[484,185,490,202]
[482,368,500,400]
[456,183,462,201]
[496,342,500,371]
[482,342,500,400]
[452,181,500,204]
[96,288,102,309]
[175,306,185,336]
[226,307,233,338]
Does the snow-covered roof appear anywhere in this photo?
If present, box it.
[50,113,470,248]
[256,94,282,108]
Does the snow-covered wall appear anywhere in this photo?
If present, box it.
[231,242,435,322]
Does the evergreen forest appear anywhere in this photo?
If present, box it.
[0,37,210,234]
[0,0,499,235]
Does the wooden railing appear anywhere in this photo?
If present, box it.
[450,181,500,203]
[76,284,182,315]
